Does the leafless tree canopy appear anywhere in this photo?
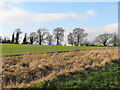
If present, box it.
[95,33,112,46]
[29,32,37,44]
[67,32,74,46]
[110,33,118,46]
[67,28,87,46]
[37,28,49,45]
[1,27,118,46]
[46,33,54,45]
[53,27,64,46]
[73,28,88,46]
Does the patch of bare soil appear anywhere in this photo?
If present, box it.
[2,48,119,88]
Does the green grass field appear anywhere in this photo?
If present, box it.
[1,44,116,55]
[30,60,120,88]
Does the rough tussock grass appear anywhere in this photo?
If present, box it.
[32,60,120,88]
[2,48,119,88]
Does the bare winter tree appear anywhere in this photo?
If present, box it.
[22,33,28,44]
[110,33,118,46]
[53,27,65,46]
[15,28,22,44]
[67,32,74,46]
[37,28,49,45]
[72,28,87,46]
[29,32,37,44]
[46,33,54,45]
[94,33,112,46]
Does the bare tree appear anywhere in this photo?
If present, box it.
[67,32,74,46]
[29,32,37,44]
[15,28,22,44]
[94,33,112,46]
[37,28,49,45]
[22,33,28,44]
[110,33,118,46]
[53,27,64,46]
[46,33,54,45]
[72,28,87,46]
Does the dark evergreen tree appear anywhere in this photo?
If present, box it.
[22,33,27,44]
[12,33,15,43]
[15,28,22,44]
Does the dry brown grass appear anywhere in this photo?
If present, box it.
[2,48,119,88]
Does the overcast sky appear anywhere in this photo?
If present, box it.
[0,1,118,44]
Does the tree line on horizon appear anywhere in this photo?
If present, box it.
[0,27,118,46]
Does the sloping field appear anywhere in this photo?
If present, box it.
[1,44,115,55]
[2,48,119,88]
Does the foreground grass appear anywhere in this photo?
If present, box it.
[1,44,116,55]
[31,60,120,88]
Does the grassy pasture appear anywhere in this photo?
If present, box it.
[1,44,116,55]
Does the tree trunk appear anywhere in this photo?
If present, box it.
[103,43,107,46]
[57,37,59,46]
[77,36,79,46]
[39,35,42,45]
